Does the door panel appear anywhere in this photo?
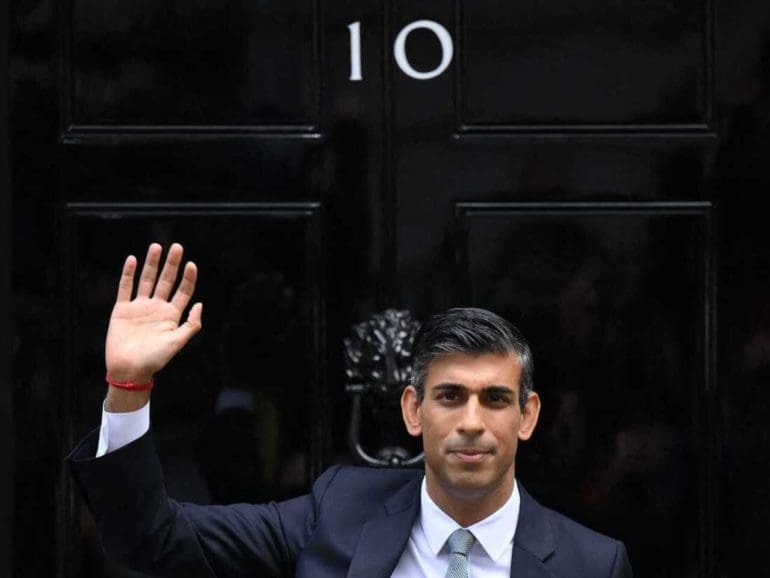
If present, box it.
[460,0,710,129]
[457,203,713,576]
[61,204,323,576]
[67,0,320,129]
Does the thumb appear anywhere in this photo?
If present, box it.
[174,302,203,345]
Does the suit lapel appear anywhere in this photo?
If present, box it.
[510,544,555,578]
[346,478,554,578]
[346,476,421,578]
[510,483,556,578]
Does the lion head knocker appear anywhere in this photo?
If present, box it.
[344,309,424,467]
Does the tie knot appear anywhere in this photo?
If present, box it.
[447,528,475,556]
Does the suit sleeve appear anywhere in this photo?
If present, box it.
[610,540,633,578]
[67,428,339,578]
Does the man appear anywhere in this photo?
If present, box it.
[68,243,633,577]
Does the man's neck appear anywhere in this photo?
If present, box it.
[424,470,515,527]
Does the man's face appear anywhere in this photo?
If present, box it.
[401,352,540,511]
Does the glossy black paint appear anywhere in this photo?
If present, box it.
[8,0,770,576]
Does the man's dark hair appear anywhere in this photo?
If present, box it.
[410,307,534,409]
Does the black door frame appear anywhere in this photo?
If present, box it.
[1,0,13,570]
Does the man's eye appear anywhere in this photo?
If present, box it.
[487,394,511,404]
[438,392,458,401]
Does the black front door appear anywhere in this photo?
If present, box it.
[8,0,770,575]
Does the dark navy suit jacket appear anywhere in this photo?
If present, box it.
[68,429,632,577]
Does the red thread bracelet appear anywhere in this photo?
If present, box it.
[105,372,155,391]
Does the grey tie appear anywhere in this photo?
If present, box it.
[445,528,476,578]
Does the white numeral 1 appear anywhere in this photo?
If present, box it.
[348,21,363,81]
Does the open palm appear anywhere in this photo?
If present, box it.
[105,243,203,383]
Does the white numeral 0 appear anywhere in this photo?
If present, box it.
[348,19,454,82]
[393,20,453,80]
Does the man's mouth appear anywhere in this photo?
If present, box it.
[448,448,493,462]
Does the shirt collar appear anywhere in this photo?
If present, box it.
[419,476,520,563]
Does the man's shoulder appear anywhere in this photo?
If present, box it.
[519,486,630,575]
[542,506,628,574]
[302,466,422,535]
[312,465,423,498]
[544,505,619,550]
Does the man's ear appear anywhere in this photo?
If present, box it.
[401,385,422,437]
[518,392,541,441]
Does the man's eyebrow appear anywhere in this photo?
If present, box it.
[485,385,516,395]
[433,383,464,391]
[431,383,516,394]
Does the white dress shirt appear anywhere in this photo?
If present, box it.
[391,477,520,577]
[96,402,521,577]
[96,400,151,457]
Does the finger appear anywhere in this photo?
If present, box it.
[173,302,203,345]
[116,255,137,302]
[153,243,184,300]
[136,243,163,298]
[170,261,197,312]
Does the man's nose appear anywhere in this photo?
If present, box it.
[457,397,485,435]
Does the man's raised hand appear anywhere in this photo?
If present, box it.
[104,243,203,400]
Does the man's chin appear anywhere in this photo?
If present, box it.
[441,472,497,499]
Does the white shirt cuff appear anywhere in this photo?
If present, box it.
[95,399,151,457]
